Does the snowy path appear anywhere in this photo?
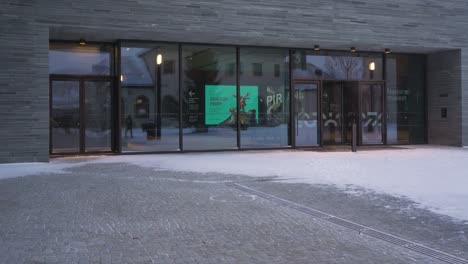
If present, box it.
[1,146,468,221]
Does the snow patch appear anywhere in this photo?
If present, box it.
[1,146,468,221]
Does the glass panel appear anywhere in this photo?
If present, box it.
[239,48,290,148]
[295,83,318,146]
[292,50,383,81]
[343,82,359,144]
[322,82,343,144]
[182,45,237,150]
[386,54,426,144]
[360,83,383,144]
[51,80,80,153]
[121,43,180,152]
[49,43,112,75]
[84,81,112,152]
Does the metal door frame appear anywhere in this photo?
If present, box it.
[358,80,386,146]
[291,80,321,148]
[321,80,351,146]
[317,80,386,147]
[49,75,114,155]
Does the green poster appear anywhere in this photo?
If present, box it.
[205,85,258,125]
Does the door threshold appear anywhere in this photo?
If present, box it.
[300,145,405,152]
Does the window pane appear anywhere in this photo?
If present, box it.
[85,81,112,152]
[386,54,426,144]
[51,80,80,153]
[295,83,318,146]
[121,43,180,152]
[292,50,383,81]
[181,45,237,150]
[49,43,112,75]
[240,48,290,148]
[360,83,383,144]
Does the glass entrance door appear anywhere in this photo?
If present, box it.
[322,82,342,144]
[343,82,359,144]
[294,82,319,146]
[51,80,81,153]
[321,81,384,146]
[84,81,112,152]
[322,81,358,145]
[50,77,112,154]
[360,82,384,144]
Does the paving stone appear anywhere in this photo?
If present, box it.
[0,162,459,263]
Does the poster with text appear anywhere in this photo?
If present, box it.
[205,85,258,126]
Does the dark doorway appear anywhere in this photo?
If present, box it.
[50,76,113,154]
[322,81,358,145]
[321,81,384,146]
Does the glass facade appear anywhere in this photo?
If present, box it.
[181,45,237,150]
[49,41,427,154]
[49,43,113,154]
[120,42,180,152]
[360,83,384,144]
[84,80,112,152]
[386,54,426,144]
[239,48,290,148]
[50,80,81,153]
[294,82,319,146]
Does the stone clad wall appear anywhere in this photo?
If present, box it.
[427,51,462,146]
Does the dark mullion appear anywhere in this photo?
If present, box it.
[423,54,428,145]
[79,79,85,153]
[236,47,241,149]
[178,44,183,151]
[318,80,323,147]
[114,42,121,153]
[382,52,387,145]
[49,78,53,155]
[341,83,345,145]
[357,81,362,146]
[289,49,295,148]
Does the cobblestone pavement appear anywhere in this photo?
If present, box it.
[0,162,463,264]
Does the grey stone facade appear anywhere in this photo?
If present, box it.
[427,50,462,146]
[1,0,467,162]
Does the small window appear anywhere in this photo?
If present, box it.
[253,63,263,76]
[135,95,149,118]
[274,64,280,77]
[163,60,175,74]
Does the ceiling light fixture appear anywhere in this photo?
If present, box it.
[79,39,87,45]
[313,45,320,51]
[350,47,357,53]
[385,48,391,54]
[156,54,163,65]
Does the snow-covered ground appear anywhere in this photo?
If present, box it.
[1,146,468,221]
